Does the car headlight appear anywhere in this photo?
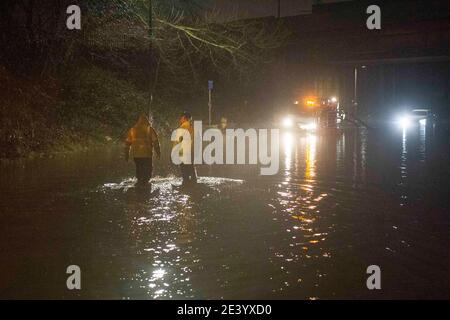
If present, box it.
[300,122,317,130]
[282,117,294,128]
[397,115,411,128]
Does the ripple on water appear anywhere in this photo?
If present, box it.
[95,176,245,299]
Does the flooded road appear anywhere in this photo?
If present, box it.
[1,125,449,299]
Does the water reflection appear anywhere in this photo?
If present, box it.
[99,177,243,299]
[419,121,427,163]
[283,132,294,174]
[0,127,449,299]
[268,132,333,297]
[359,130,368,183]
[400,128,408,182]
[304,134,317,180]
[336,133,345,172]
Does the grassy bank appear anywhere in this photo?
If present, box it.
[0,65,176,159]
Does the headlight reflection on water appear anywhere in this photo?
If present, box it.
[283,132,294,174]
[305,134,317,180]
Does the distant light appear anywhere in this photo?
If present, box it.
[282,117,294,128]
[294,100,299,105]
[330,97,338,103]
[362,65,367,69]
[419,119,427,126]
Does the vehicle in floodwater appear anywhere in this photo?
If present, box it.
[396,108,437,128]
[279,95,340,132]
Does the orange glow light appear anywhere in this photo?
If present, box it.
[306,99,316,107]
[303,96,318,107]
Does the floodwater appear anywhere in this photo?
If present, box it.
[0,124,449,299]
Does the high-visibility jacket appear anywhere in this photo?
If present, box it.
[173,120,195,163]
[180,120,194,141]
[126,117,160,159]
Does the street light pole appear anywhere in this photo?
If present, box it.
[208,80,213,126]
[277,0,281,18]
[208,89,212,126]
[354,66,358,108]
[353,66,359,121]
[148,0,153,119]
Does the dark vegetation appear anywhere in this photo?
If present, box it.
[0,0,288,158]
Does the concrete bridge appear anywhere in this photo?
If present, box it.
[273,0,450,117]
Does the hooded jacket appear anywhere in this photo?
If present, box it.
[126,116,160,159]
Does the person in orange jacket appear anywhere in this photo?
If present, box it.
[125,114,161,185]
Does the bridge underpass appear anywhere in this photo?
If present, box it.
[274,0,450,121]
